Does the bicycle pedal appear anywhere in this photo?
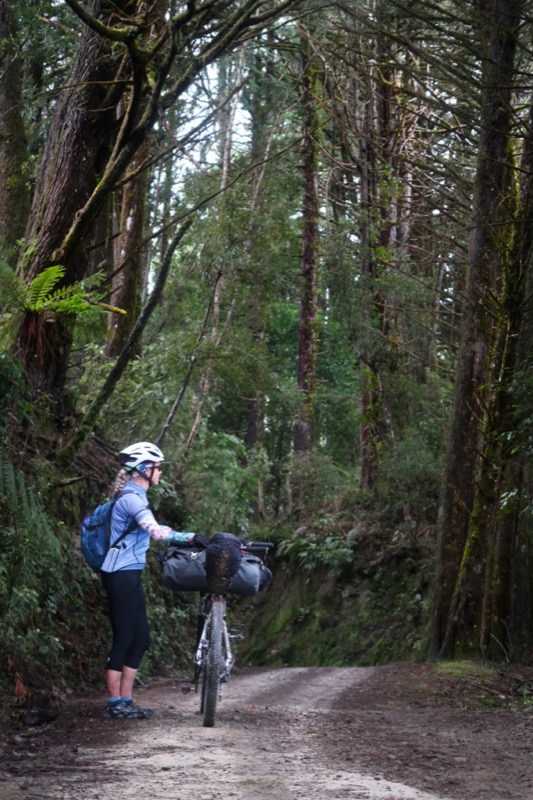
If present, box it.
[228,626,245,640]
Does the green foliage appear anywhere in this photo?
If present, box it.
[241,531,433,668]
[0,259,23,309]
[316,319,361,464]
[17,1,81,163]
[0,354,33,430]
[506,370,533,459]
[377,427,443,522]
[286,451,352,517]
[0,262,122,349]
[74,336,196,442]
[185,432,268,535]
[366,369,451,522]
[266,301,300,375]
[25,265,68,310]
[0,455,68,692]
[278,533,353,576]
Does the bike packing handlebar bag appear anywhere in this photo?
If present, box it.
[160,546,208,592]
[161,534,273,596]
[227,554,272,596]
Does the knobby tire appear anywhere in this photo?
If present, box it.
[203,599,224,727]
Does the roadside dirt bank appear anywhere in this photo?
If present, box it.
[1,662,532,799]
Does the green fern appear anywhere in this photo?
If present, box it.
[0,260,25,308]
[0,262,67,313]
[0,263,127,347]
[0,455,61,557]
[0,456,17,504]
[0,455,66,689]
[25,265,66,309]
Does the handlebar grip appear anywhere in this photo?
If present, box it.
[244,541,275,553]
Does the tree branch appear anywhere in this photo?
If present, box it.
[64,0,140,42]
[56,217,195,467]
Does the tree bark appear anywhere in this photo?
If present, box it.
[430,0,523,659]
[0,1,29,258]
[293,28,320,454]
[13,0,123,410]
[477,95,533,659]
[106,144,151,357]
[357,18,398,489]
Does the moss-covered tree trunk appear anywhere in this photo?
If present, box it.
[13,0,124,412]
[357,16,399,491]
[477,94,533,659]
[106,144,151,357]
[0,1,29,258]
[293,28,321,453]
[430,0,523,659]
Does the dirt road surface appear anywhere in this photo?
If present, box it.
[1,662,533,800]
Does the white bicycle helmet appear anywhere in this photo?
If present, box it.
[118,441,165,470]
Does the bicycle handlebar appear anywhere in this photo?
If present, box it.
[242,541,275,554]
[168,538,275,553]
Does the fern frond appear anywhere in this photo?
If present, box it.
[32,282,78,313]
[20,266,127,320]
[0,456,61,554]
[0,457,17,505]
[16,472,30,527]
[25,265,66,310]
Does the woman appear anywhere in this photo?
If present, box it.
[101,441,202,720]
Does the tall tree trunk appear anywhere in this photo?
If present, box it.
[242,44,279,518]
[293,28,321,453]
[357,19,398,489]
[13,0,123,411]
[505,124,533,653]
[106,144,151,357]
[430,0,522,659]
[0,1,29,258]
[243,47,273,455]
[477,95,533,659]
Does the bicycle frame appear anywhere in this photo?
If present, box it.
[194,594,234,683]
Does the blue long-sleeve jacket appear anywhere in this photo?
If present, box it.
[101,482,193,572]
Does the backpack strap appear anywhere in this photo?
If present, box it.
[107,489,147,549]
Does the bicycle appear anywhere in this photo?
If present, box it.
[192,540,273,727]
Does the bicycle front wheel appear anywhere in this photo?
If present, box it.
[202,599,224,727]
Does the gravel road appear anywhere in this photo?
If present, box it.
[1,664,532,800]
